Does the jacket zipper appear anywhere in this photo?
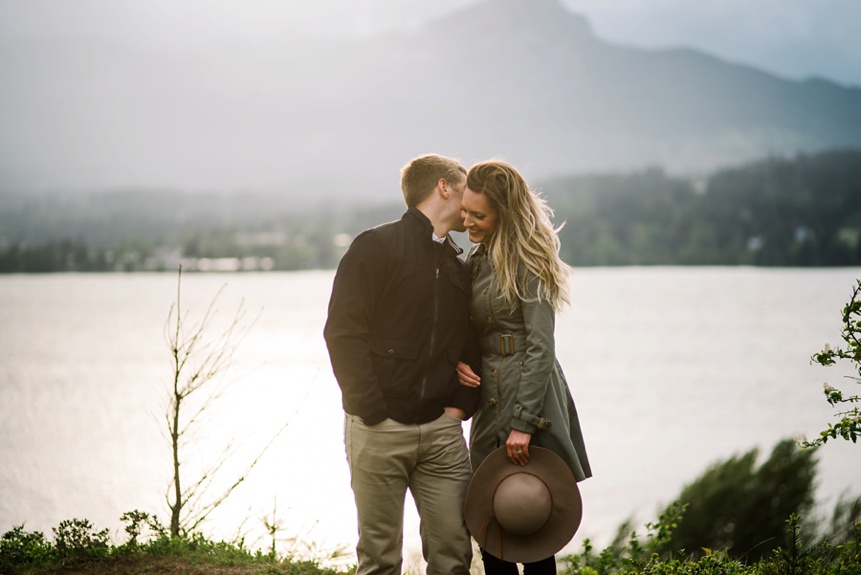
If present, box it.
[419,264,440,413]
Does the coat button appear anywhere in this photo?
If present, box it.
[489,397,498,406]
[388,349,395,355]
[490,369,497,377]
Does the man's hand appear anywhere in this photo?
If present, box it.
[456,361,481,388]
[444,406,467,421]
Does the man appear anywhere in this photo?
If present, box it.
[324,154,480,575]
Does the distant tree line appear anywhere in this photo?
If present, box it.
[1,148,859,272]
[0,188,405,272]
[543,148,861,266]
[0,239,113,272]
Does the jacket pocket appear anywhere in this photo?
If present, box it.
[368,335,419,397]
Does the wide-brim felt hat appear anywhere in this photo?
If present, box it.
[464,446,582,563]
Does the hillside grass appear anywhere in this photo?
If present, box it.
[3,512,859,575]
[0,519,351,575]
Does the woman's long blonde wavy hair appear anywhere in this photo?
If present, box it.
[467,160,571,313]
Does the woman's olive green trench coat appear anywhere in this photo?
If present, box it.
[467,246,592,482]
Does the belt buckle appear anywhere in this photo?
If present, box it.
[500,333,514,357]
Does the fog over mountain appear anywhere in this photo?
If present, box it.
[2,0,860,199]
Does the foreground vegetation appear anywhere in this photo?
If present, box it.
[2,502,857,575]
[804,278,861,448]
[562,511,860,575]
[1,148,860,272]
[3,438,859,574]
[0,513,349,575]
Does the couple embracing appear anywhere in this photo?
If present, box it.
[323,154,592,575]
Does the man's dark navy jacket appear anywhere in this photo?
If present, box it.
[324,207,480,426]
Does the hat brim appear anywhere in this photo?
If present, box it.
[464,446,582,563]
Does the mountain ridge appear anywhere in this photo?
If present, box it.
[1,0,859,197]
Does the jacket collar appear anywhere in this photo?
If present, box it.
[403,207,463,256]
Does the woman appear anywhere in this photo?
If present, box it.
[457,160,591,575]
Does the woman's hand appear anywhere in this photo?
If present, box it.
[456,361,481,388]
[506,429,532,466]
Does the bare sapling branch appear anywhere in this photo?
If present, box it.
[162,264,287,538]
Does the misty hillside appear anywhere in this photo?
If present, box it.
[2,148,860,271]
[1,0,860,197]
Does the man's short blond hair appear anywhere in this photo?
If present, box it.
[400,154,467,208]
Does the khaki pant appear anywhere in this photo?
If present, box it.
[345,413,474,575]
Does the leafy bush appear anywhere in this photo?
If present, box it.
[805,279,861,447]
[562,437,860,574]
[563,512,861,575]
[827,494,861,545]
[119,509,167,550]
[0,525,53,571]
[665,439,817,561]
[52,518,111,566]
[0,514,349,574]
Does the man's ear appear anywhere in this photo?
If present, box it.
[437,178,449,198]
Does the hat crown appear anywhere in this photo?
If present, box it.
[492,472,551,536]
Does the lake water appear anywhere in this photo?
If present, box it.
[1,268,860,568]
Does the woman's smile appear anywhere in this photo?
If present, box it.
[461,187,499,244]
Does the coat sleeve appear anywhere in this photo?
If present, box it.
[510,273,556,435]
[448,320,482,418]
[323,231,390,425]
[446,250,482,418]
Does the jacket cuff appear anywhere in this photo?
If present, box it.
[512,404,552,434]
[448,386,481,419]
[510,418,537,434]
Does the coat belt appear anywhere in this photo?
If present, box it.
[482,333,526,357]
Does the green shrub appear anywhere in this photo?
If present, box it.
[562,437,860,574]
[805,279,861,448]
[664,439,817,561]
[119,509,167,550]
[0,515,349,574]
[563,514,861,575]
[52,518,111,566]
[759,515,861,575]
[0,525,53,570]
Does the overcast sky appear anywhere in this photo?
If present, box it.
[2,0,860,87]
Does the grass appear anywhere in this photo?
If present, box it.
[10,554,347,575]
[3,510,860,575]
